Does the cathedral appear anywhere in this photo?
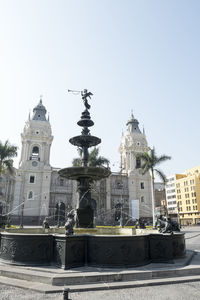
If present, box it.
[10,99,152,225]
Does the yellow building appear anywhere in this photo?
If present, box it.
[176,166,200,225]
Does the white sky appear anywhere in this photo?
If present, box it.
[0,0,200,176]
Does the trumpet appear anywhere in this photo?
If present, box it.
[68,89,81,94]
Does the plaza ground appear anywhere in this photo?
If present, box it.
[1,281,200,300]
[0,226,200,300]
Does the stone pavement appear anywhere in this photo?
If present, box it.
[0,250,200,294]
[1,281,200,300]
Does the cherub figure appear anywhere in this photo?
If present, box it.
[81,89,93,110]
[65,212,75,236]
[43,217,50,229]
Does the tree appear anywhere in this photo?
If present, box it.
[0,140,18,174]
[72,147,110,167]
[137,147,171,227]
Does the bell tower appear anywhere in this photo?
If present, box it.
[119,113,152,220]
[19,99,52,169]
[13,98,53,224]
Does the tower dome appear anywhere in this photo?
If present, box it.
[119,112,148,174]
[126,113,141,134]
[32,99,47,121]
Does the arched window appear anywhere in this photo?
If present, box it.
[28,191,33,200]
[32,146,39,155]
[30,146,40,161]
[60,179,64,186]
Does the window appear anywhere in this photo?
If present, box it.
[116,181,123,189]
[141,196,144,203]
[60,179,64,186]
[136,157,141,169]
[30,176,35,183]
[31,146,40,161]
[28,191,33,200]
[32,146,39,155]
[0,177,2,183]
[140,182,144,189]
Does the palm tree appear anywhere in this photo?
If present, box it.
[72,148,82,167]
[0,140,18,174]
[72,147,110,167]
[137,147,171,227]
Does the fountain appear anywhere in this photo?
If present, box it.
[0,90,186,269]
[58,89,111,228]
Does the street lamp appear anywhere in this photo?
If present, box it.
[57,201,61,228]
[177,201,181,228]
[20,199,25,228]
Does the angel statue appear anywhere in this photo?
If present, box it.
[81,89,93,110]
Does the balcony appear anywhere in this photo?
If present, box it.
[29,156,40,161]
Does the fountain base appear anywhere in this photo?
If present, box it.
[0,232,185,268]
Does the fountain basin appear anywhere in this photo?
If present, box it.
[0,232,185,268]
[58,166,111,180]
[0,233,53,266]
[69,135,101,148]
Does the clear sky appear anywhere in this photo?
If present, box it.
[0,0,200,177]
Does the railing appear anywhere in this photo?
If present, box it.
[29,156,40,161]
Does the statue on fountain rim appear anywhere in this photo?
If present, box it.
[65,212,75,236]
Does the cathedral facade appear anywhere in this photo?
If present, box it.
[10,100,152,225]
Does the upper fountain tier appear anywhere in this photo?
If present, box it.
[59,89,111,180]
[60,108,110,178]
[69,109,101,148]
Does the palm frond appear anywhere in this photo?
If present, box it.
[0,140,17,174]
[72,158,82,167]
[77,147,83,157]
[156,155,171,165]
[136,147,171,180]
[72,147,109,167]
[154,168,167,183]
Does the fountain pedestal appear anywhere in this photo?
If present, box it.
[76,207,94,228]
